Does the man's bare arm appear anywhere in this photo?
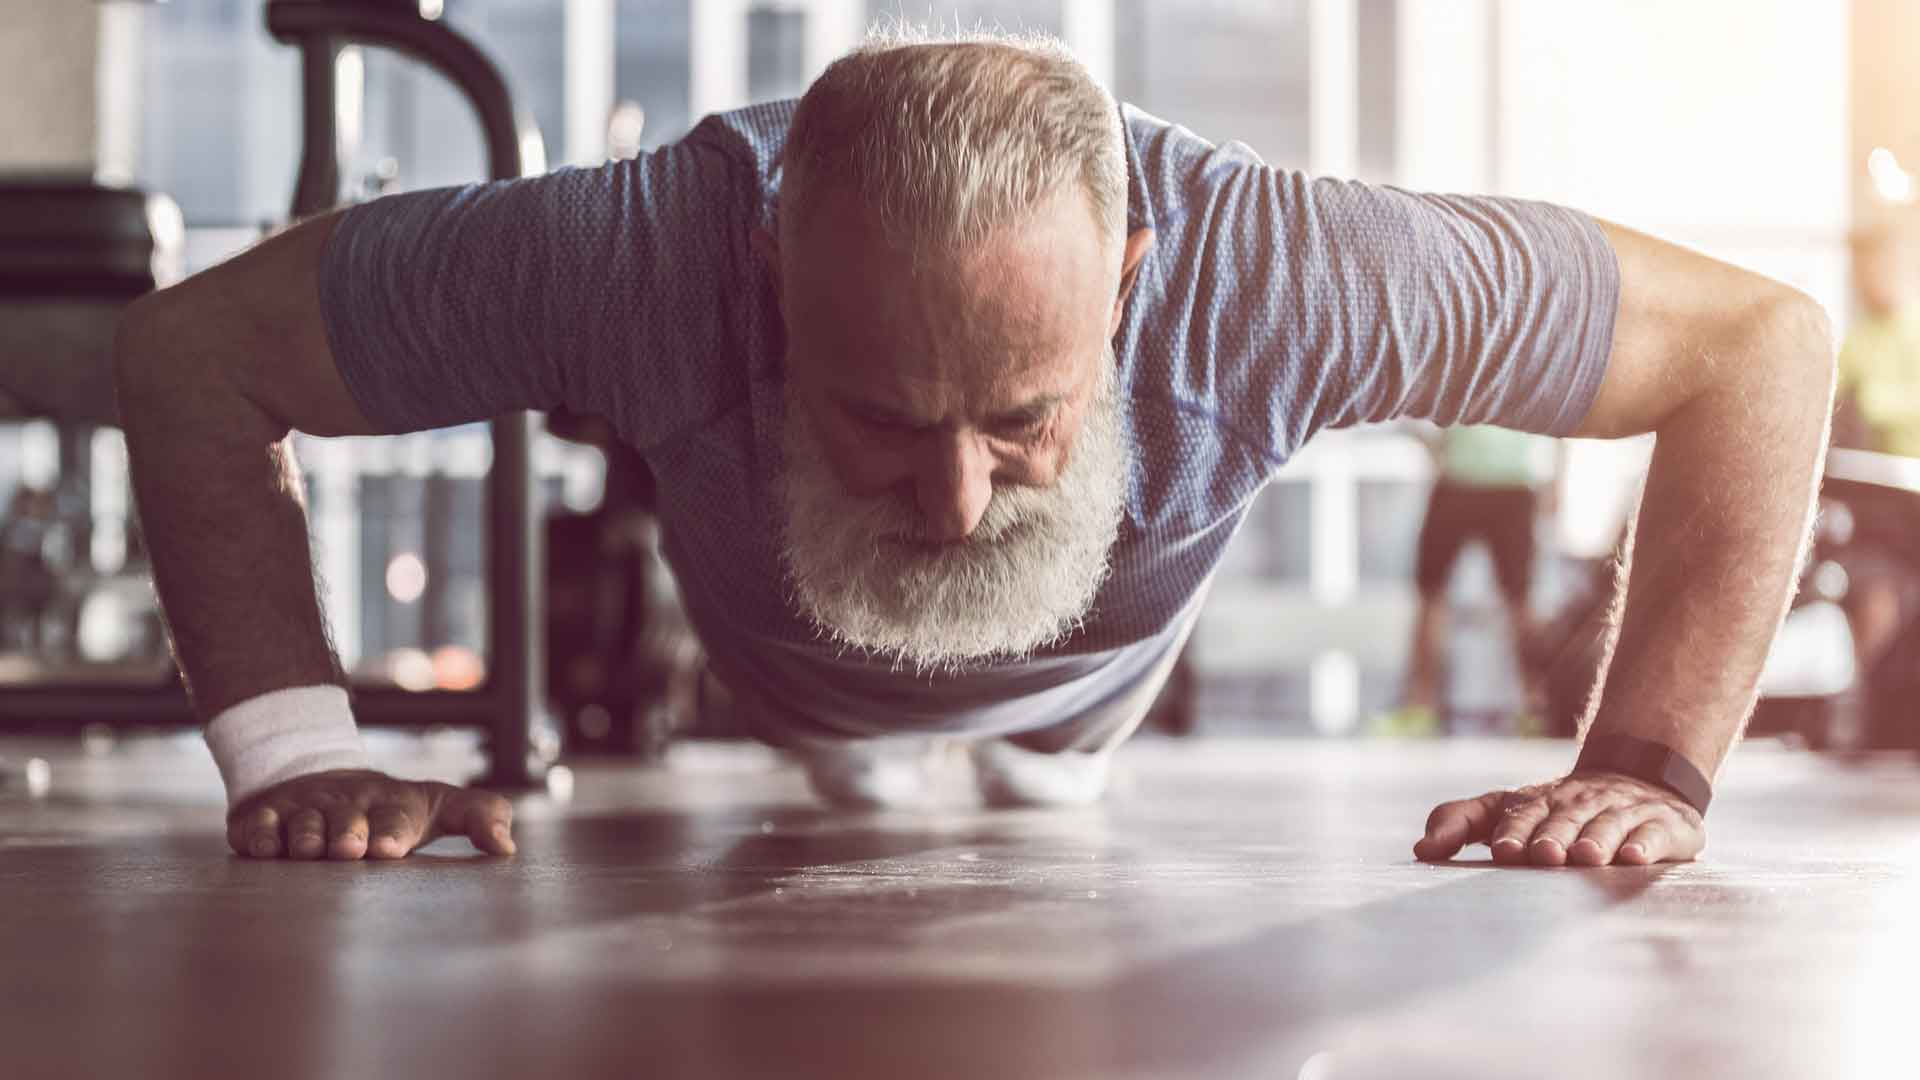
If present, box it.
[115,213,373,713]
[115,213,515,859]
[1569,221,1834,773]
[1417,219,1834,867]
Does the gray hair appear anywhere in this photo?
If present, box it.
[780,27,1127,256]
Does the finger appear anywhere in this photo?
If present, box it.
[435,788,517,856]
[285,808,328,861]
[1618,819,1703,865]
[1568,807,1645,866]
[227,814,251,857]
[366,804,425,860]
[1489,796,1551,865]
[1414,791,1507,862]
[328,806,370,861]
[1525,801,1607,867]
[1616,821,1669,865]
[238,805,283,859]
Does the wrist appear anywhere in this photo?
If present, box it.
[204,684,370,805]
[1573,733,1713,816]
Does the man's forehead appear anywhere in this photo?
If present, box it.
[780,183,1115,413]
[797,290,1088,369]
[790,185,1111,299]
[804,330,1092,414]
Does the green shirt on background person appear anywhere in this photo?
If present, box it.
[1438,425,1548,489]
[1838,306,1920,459]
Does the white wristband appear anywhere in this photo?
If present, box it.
[204,684,371,805]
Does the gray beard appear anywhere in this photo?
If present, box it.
[778,359,1130,675]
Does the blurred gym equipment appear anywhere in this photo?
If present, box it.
[0,0,557,787]
[1821,447,1920,749]
[0,183,184,704]
[1537,446,1920,752]
[544,409,704,757]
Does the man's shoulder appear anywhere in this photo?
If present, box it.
[1118,103,1271,173]
[684,101,798,172]
[1115,102,1281,240]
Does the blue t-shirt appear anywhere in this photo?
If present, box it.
[318,100,1617,739]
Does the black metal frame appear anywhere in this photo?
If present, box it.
[0,0,548,788]
[273,0,547,788]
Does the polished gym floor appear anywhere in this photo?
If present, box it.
[3,732,1915,1080]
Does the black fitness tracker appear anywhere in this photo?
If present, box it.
[1574,734,1713,816]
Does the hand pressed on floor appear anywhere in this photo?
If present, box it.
[226,769,516,860]
[1413,772,1704,867]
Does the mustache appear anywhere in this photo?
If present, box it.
[852,486,1050,549]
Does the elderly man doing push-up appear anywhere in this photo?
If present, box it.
[113,32,1833,867]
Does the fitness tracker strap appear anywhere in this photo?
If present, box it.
[1573,734,1713,816]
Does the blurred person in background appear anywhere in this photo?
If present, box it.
[1833,225,1920,684]
[1837,225,1920,458]
[1380,426,1555,737]
[0,486,62,654]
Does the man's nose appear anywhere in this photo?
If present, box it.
[914,430,993,542]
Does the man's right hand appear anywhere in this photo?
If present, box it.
[226,770,517,860]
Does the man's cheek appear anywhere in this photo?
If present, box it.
[828,442,913,497]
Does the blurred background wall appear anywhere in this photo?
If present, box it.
[0,2,100,176]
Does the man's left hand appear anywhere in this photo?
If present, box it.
[1413,772,1704,866]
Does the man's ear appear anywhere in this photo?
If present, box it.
[1110,227,1155,336]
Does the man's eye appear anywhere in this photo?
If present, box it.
[993,416,1048,439]
[856,411,915,433]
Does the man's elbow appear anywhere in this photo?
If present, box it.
[1757,287,1837,419]
[111,290,173,418]
[112,289,290,444]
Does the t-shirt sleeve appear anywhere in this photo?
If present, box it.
[1131,121,1618,465]
[316,140,756,447]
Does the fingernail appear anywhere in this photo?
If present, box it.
[1493,838,1522,851]
[1531,837,1561,851]
[1622,843,1645,859]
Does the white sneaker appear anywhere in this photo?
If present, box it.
[970,740,1113,809]
[800,738,942,810]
